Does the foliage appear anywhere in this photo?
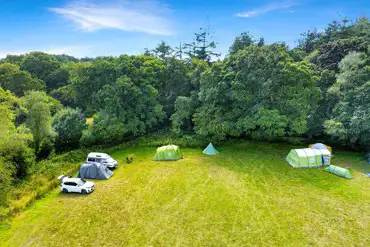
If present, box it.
[20,52,61,90]
[0,158,13,207]
[325,52,370,146]
[50,85,76,107]
[0,63,45,96]
[317,37,368,71]
[188,45,321,140]
[21,91,61,155]
[298,28,322,53]
[52,108,87,150]
[160,57,192,117]
[80,74,165,146]
[152,41,174,59]
[229,32,255,54]
[0,54,25,66]
[171,96,194,134]
[46,67,70,91]
[68,60,119,114]
[80,114,127,146]
[0,88,34,182]
[183,27,220,61]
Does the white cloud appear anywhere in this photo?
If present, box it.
[0,46,89,59]
[49,1,173,35]
[236,1,296,18]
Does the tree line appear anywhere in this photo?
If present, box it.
[0,17,369,202]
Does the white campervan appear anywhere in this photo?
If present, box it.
[87,152,118,169]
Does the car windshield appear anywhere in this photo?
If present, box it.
[77,179,86,186]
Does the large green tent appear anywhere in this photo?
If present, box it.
[325,165,353,179]
[153,145,182,161]
[203,143,219,155]
[286,148,331,168]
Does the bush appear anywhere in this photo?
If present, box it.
[0,159,13,207]
[36,138,55,160]
[52,108,87,151]
[80,115,127,147]
[134,132,208,148]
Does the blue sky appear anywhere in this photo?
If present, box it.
[0,0,369,58]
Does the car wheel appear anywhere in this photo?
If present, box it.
[81,189,87,194]
[62,188,68,193]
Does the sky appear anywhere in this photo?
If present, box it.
[0,0,369,58]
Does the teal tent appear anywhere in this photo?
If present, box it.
[203,143,219,155]
[325,165,353,179]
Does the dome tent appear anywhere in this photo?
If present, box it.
[309,143,332,153]
[77,163,113,180]
[153,145,183,161]
[203,143,219,155]
[286,148,331,168]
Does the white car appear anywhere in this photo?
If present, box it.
[87,152,118,169]
[58,175,95,194]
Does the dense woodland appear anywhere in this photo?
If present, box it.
[0,17,369,209]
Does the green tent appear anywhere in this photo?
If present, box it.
[153,145,182,161]
[203,143,219,155]
[325,165,353,179]
[286,148,331,168]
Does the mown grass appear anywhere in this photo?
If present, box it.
[0,142,369,246]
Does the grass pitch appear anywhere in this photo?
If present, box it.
[0,142,369,246]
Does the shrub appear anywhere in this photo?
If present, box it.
[52,108,87,151]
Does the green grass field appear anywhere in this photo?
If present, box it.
[0,142,369,246]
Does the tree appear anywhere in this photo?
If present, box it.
[0,158,13,206]
[229,32,255,54]
[52,108,87,150]
[298,29,322,54]
[307,69,337,137]
[69,60,119,114]
[257,37,265,47]
[50,85,76,107]
[0,63,45,96]
[171,96,194,134]
[21,91,62,154]
[325,52,370,146]
[45,67,70,90]
[171,59,209,134]
[317,37,368,71]
[152,41,174,59]
[174,42,184,60]
[192,45,321,140]
[20,52,61,90]
[95,76,164,135]
[0,54,25,65]
[0,88,34,180]
[81,74,165,146]
[54,54,79,63]
[184,27,220,62]
[160,57,191,117]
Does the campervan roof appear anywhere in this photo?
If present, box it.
[88,152,110,158]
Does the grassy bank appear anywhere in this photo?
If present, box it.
[0,141,369,246]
